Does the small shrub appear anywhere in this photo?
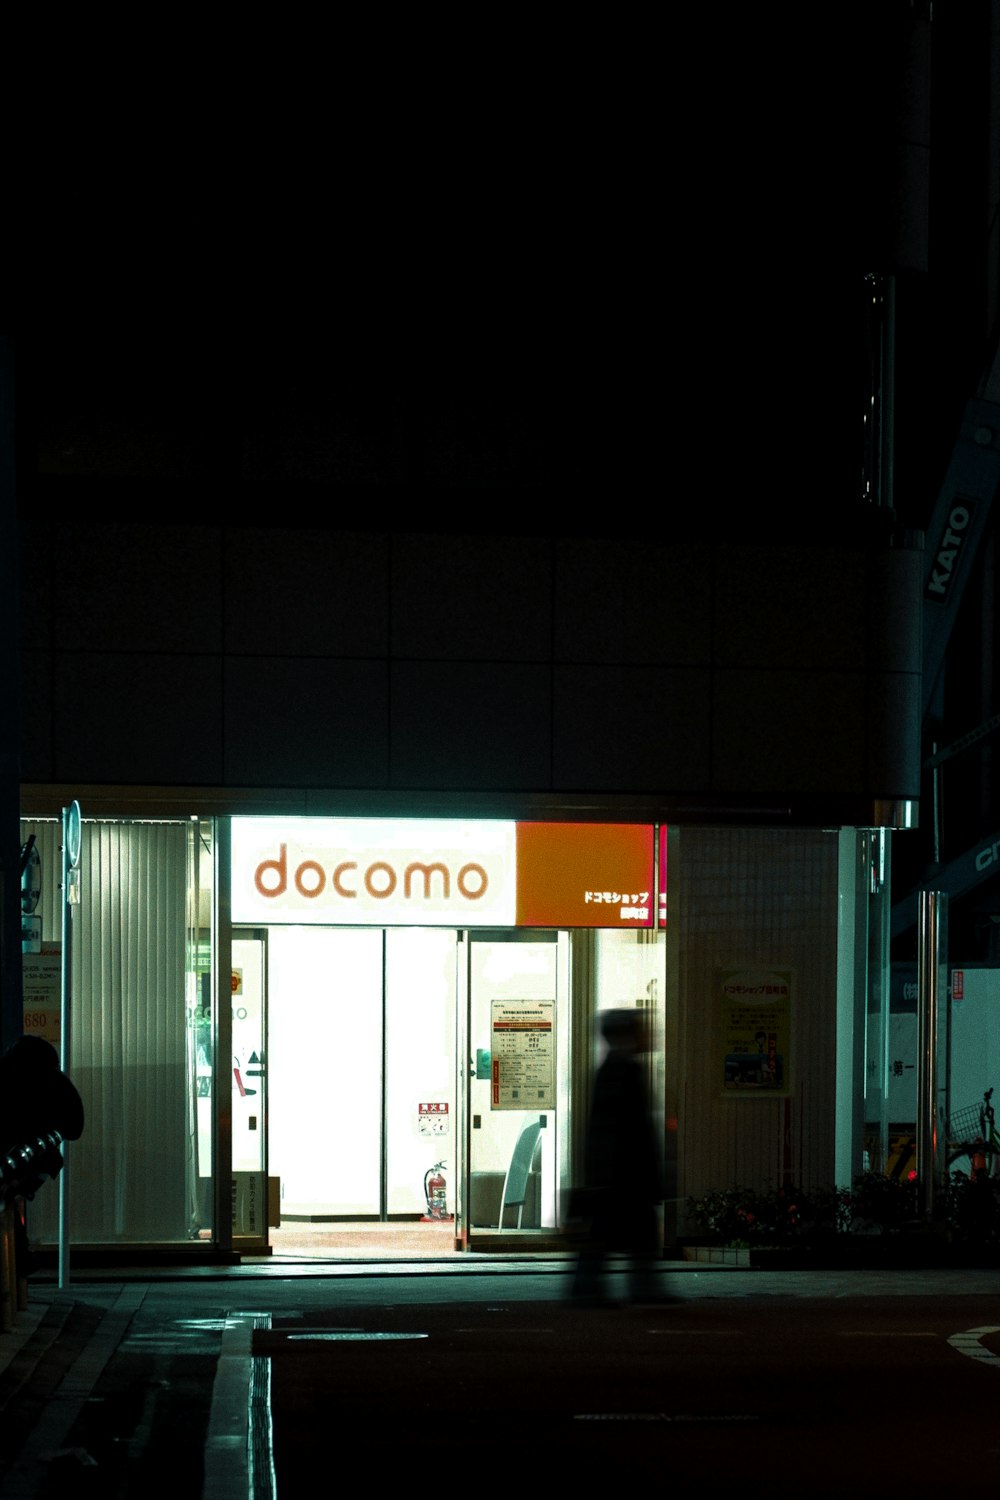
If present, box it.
[848,1170,920,1235]
[940,1170,1000,1244]
[685,1182,851,1247]
[684,1185,765,1246]
[685,1173,932,1247]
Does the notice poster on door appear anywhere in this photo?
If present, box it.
[719,967,792,1096]
[490,999,555,1110]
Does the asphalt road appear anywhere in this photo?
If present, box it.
[2,1259,999,1498]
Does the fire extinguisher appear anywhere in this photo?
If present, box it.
[971,1137,988,1180]
[424,1161,448,1219]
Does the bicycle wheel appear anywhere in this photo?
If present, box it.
[946,1140,1000,1174]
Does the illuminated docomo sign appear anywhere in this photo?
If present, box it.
[258,843,489,902]
[233,818,516,925]
[231,818,657,928]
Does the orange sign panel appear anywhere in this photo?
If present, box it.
[514,822,654,928]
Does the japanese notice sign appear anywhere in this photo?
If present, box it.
[490,999,555,1110]
[719,967,792,1096]
[22,945,61,1048]
[418,1103,450,1136]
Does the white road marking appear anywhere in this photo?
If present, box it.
[286,1331,428,1341]
[948,1326,1000,1367]
[455,1326,554,1334]
[575,1412,759,1424]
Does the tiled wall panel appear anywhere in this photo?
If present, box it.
[674,825,841,1222]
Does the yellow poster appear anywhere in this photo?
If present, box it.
[719,967,792,1096]
[22,946,62,1049]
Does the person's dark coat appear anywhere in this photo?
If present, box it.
[580,1008,664,1254]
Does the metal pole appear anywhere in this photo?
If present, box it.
[58,801,81,1290]
[931,742,941,866]
[883,272,895,513]
[916,891,947,1220]
[58,809,72,1289]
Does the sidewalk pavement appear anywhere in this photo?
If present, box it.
[2,1252,998,1500]
[4,1245,1000,1383]
[2,1246,998,1500]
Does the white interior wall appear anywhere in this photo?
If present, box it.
[267,926,383,1215]
[385,929,456,1216]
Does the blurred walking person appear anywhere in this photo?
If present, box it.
[571,1007,668,1306]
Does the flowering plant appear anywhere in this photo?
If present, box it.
[849,1170,920,1234]
[686,1169,999,1247]
[685,1180,857,1246]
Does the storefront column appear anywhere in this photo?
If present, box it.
[214,817,233,1252]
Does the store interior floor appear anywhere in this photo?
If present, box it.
[266,1218,461,1258]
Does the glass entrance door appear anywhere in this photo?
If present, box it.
[463,931,571,1246]
[256,924,572,1249]
[264,926,459,1228]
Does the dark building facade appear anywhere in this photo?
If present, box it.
[4,5,1000,1258]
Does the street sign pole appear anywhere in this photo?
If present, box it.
[59,800,81,1290]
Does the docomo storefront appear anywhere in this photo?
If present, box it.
[231,817,661,930]
[15,809,670,1255]
[227,816,668,1251]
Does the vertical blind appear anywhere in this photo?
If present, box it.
[20,819,191,1243]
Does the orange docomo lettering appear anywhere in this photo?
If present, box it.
[254,844,489,902]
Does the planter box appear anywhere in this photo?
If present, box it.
[681,1245,751,1266]
[749,1236,1000,1270]
[679,1232,1000,1270]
